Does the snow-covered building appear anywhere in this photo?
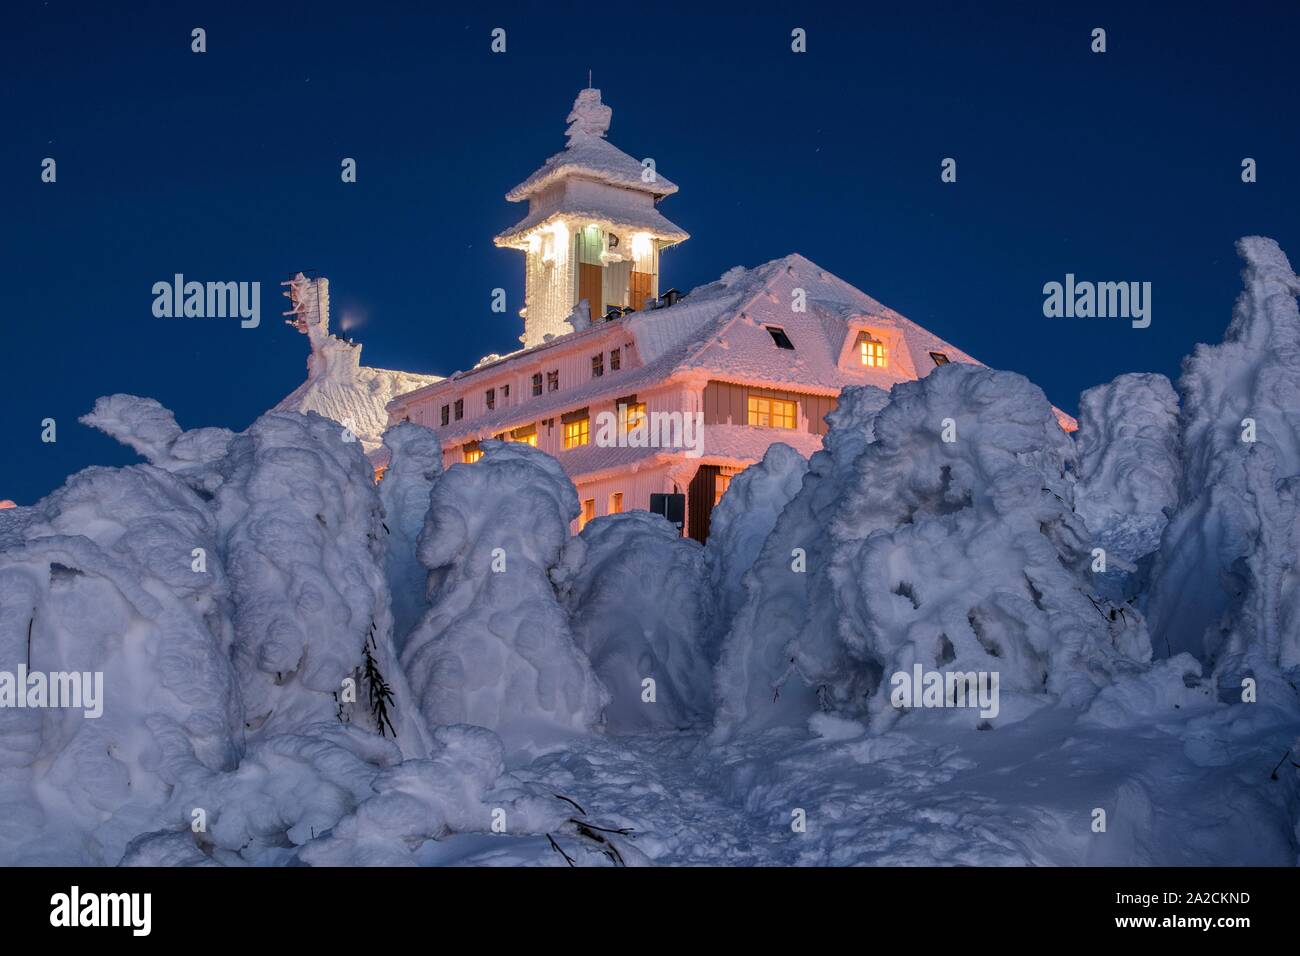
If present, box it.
[387,87,1064,540]
[275,273,441,456]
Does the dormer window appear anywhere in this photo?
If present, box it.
[930,352,950,366]
[857,332,887,368]
[766,326,795,350]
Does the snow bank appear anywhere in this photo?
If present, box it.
[1147,237,1300,688]
[402,440,606,747]
[555,512,712,732]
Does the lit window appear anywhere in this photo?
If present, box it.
[859,337,887,368]
[531,373,542,396]
[623,401,646,432]
[766,326,795,350]
[485,388,495,411]
[747,395,797,429]
[714,473,732,506]
[454,399,464,420]
[610,348,621,371]
[592,354,604,378]
[547,370,560,392]
[608,492,623,514]
[579,498,596,531]
[563,417,590,449]
[440,405,449,427]
[509,423,538,446]
[930,352,950,366]
[463,442,482,464]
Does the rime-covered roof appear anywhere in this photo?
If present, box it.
[504,89,679,202]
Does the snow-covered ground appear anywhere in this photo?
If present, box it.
[1,237,1298,866]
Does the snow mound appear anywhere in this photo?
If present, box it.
[555,512,712,732]
[1147,236,1300,687]
[402,440,607,747]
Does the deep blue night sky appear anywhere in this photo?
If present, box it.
[3,1,1297,504]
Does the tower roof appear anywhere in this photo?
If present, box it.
[504,88,679,202]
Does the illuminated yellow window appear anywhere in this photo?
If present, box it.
[563,417,589,449]
[747,395,797,429]
[608,492,623,514]
[579,498,596,530]
[509,424,538,446]
[713,473,732,506]
[623,402,646,432]
[463,442,483,464]
[860,339,887,368]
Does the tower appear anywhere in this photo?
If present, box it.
[494,88,688,348]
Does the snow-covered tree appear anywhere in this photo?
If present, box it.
[402,440,606,746]
[702,442,808,663]
[712,386,889,741]
[1072,372,1181,600]
[215,411,427,752]
[1147,237,1300,688]
[0,463,241,864]
[555,511,712,732]
[825,364,1150,729]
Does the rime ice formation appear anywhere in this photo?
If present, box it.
[274,273,440,456]
[703,442,809,662]
[377,423,442,654]
[0,464,241,865]
[555,512,713,732]
[401,440,607,746]
[712,386,890,740]
[1073,373,1181,562]
[1147,237,1300,685]
[824,364,1150,730]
